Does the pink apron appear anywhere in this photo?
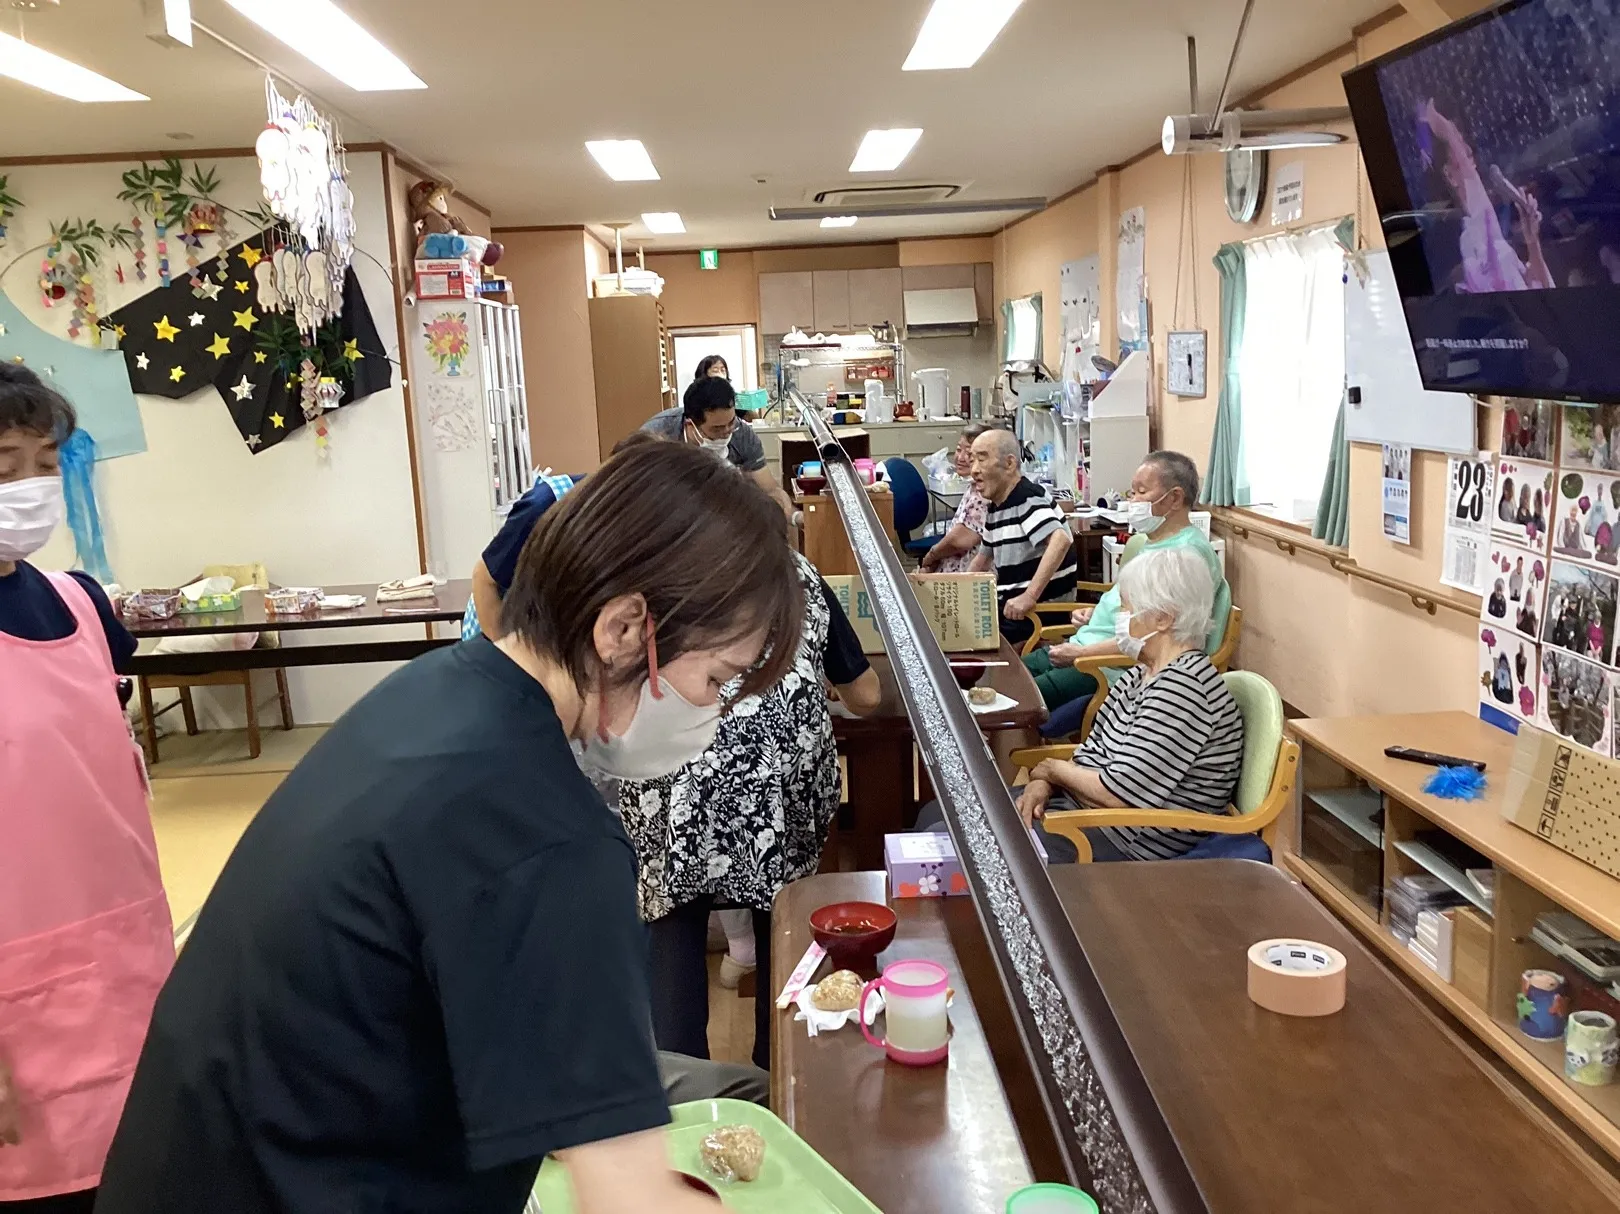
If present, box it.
[0,571,174,1200]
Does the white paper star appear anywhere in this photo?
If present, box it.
[231,375,254,401]
[135,352,150,370]
[198,280,222,301]
[245,433,262,449]
[188,312,205,327]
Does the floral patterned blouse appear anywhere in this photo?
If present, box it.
[938,485,989,573]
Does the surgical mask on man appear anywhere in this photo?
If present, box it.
[1124,492,1169,535]
[687,421,731,459]
[1113,611,1160,661]
[0,476,64,563]
[579,621,722,780]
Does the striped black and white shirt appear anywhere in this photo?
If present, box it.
[1071,650,1244,860]
[982,478,1077,603]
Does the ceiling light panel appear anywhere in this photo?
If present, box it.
[222,0,425,91]
[849,128,923,173]
[820,216,858,228]
[641,212,685,234]
[586,139,660,182]
[0,33,148,101]
[903,0,1026,71]
[143,0,193,48]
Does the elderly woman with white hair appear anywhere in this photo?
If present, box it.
[1017,542,1244,861]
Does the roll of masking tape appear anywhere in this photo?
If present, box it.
[1246,939,1347,1017]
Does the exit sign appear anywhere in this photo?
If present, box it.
[699,248,720,270]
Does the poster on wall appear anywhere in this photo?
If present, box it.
[1560,403,1620,471]
[1552,467,1620,566]
[1541,558,1617,666]
[1535,647,1614,756]
[1478,624,1537,724]
[1442,451,1494,593]
[1116,206,1147,358]
[1382,443,1412,544]
[1270,160,1305,227]
[1482,541,1547,642]
[1492,457,1553,550]
[1058,255,1101,383]
[1500,397,1556,463]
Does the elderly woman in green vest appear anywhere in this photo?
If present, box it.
[1024,450,1229,718]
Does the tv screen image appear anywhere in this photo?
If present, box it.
[1345,0,1620,402]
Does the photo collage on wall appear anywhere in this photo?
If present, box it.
[1484,401,1620,755]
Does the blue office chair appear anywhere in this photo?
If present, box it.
[883,458,939,557]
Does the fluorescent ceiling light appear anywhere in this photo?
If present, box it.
[0,33,148,101]
[849,128,923,173]
[641,211,685,234]
[820,216,858,228]
[586,139,660,182]
[143,0,193,47]
[903,0,1026,70]
[222,0,425,91]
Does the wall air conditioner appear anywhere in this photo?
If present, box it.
[903,287,979,339]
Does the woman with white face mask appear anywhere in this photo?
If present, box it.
[95,441,803,1214]
[0,366,172,1214]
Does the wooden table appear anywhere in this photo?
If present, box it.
[799,490,896,578]
[125,580,470,677]
[1048,859,1620,1212]
[771,872,1062,1214]
[832,639,1045,868]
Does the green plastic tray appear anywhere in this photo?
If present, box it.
[530,1098,882,1213]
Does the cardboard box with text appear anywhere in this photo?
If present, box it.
[824,572,999,655]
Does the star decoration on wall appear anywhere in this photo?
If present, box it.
[253,351,267,364]
[206,333,231,359]
[154,316,179,341]
[343,338,363,363]
[197,280,222,301]
[269,412,285,429]
[234,280,250,294]
[188,312,205,327]
[239,246,263,269]
[112,325,126,340]
[135,352,149,370]
[232,308,257,332]
[245,433,262,449]
[169,365,186,383]
[231,375,254,401]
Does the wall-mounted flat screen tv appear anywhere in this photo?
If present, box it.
[1344,0,1620,403]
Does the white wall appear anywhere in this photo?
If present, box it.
[10,152,421,724]
[901,331,998,410]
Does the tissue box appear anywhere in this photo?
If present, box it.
[414,258,478,301]
[886,830,1047,897]
[825,572,999,655]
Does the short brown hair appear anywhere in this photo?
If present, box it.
[503,440,802,701]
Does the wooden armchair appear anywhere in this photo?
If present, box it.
[1008,671,1299,862]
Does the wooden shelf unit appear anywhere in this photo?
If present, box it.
[588,293,675,459]
[1285,712,1620,1166]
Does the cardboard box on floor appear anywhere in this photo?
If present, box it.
[1502,724,1620,881]
[824,572,999,655]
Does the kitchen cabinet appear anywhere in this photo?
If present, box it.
[812,270,851,331]
[900,263,975,292]
[759,271,815,334]
[848,267,904,328]
[974,263,994,321]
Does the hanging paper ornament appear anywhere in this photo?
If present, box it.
[313,375,340,454]
[129,216,147,282]
[154,198,170,289]
[299,356,320,419]
[117,160,186,291]
[0,175,22,251]
[39,219,133,341]
[39,239,65,309]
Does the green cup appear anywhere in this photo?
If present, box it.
[1006,1183,1101,1213]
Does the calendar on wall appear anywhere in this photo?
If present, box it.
[1166,329,1207,398]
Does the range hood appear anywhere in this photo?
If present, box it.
[903,287,979,339]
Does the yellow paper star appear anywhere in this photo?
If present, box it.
[269,412,285,429]
[112,324,126,340]
[169,365,186,383]
[343,338,363,363]
[206,333,231,359]
[154,315,179,342]
[253,351,267,364]
[239,246,263,269]
[287,374,301,389]
[234,280,250,294]
[232,308,257,332]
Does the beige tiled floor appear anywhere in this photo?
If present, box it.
[148,726,755,1065]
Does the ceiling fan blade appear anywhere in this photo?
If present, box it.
[1208,0,1258,135]
[1187,35,1199,115]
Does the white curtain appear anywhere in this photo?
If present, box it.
[1236,228,1347,522]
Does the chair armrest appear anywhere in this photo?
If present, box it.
[1008,744,1078,770]
[1042,806,1255,834]
[1072,655,1134,679]
[1021,622,1077,656]
[1072,581,1114,596]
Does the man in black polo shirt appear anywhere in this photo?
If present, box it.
[969,427,1077,645]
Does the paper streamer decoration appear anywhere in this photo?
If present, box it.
[59,428,112,582]
[0,287,146,461]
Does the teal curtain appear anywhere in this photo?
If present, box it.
[1201,242,1250,506]
[1311,217,1358,546]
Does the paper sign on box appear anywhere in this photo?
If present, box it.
[824,572,999,655]
[1502,724,1620,881]
[415,258,478,301]
[886,829,1046,898]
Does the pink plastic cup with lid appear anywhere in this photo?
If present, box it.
[859,959,950,1066]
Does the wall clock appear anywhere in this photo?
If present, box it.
[1225,147,1268,224]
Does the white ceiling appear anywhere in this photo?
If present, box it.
[2,0,1390,247]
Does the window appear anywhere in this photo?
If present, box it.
[1002,294,1042,364]
[1235,228,1346,523]
[671,326,759,392]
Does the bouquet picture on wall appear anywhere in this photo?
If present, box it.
[1535,647,1614,756]
[1560,404,1620,472]
[1553,470,1620,566]
[1482,541,1547,642]
[1541,559,1618,666]
[1479,625,1537,723]
[1492,458,1553,550]
[1500,398,1556,463]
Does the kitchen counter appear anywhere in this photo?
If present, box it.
[753,418,969,493]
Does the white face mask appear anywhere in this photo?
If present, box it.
[0,476,64,563]
[1124,493,1169,535]
[579,623,723,780]
[687,421,732,459]
[1113,611,1160,661]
